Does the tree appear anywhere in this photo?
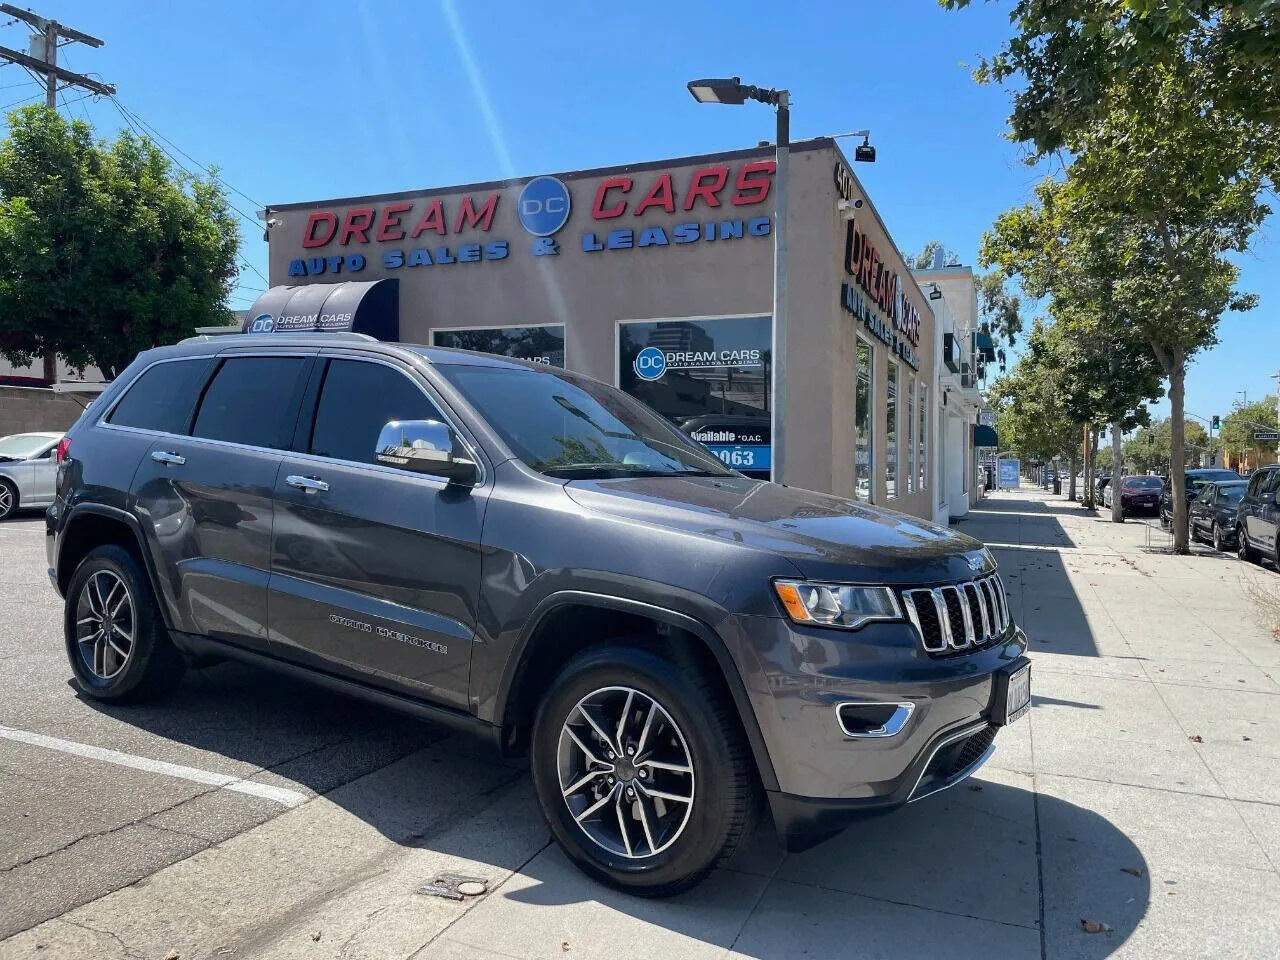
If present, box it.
[0,107,241,379]
[913,240,961,270]
[939,1,1278,176]
[945,1,1274,550]
[1219,397,1279,460]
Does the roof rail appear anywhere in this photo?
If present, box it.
[177,331,380,345]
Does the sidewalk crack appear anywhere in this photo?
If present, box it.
[61,917,146,960]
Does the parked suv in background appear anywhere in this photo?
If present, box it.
[1237,465,1280,565]
[1161,468,1243,526]
[46,333,1030,896]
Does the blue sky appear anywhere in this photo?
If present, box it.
[3,0,1275,423]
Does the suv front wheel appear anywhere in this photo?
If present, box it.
[64,545,186,703]
[1238,526,1258,564]
[530,642,758,897]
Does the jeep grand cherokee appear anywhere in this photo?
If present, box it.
[46,333,1030,896]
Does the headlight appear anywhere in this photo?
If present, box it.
[773,580,902,630]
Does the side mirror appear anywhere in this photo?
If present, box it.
[375,419,478,486]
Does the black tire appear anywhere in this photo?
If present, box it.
[530,642,758,897]
[1238,526,1257,564]
[0,478,17,521]
[64,545,186,703]
[1212,522,1225,553]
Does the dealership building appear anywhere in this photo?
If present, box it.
[254,138,988,523]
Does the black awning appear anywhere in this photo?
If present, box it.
[243,279,399,341]
[974,424,998,448]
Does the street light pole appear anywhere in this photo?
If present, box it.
[772,91,790,485]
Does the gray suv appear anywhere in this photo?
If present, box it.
[45,333,1030,896]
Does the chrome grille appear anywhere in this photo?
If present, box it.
[901,574,1009,655]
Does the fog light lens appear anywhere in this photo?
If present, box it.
[773,581,901,630]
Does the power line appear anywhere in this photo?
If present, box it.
[110,97,264,210]
[99,99,270,288]
[107,98,264,232]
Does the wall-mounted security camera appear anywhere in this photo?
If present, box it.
[836,197,864,220]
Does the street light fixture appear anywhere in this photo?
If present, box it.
[687,76,792,483]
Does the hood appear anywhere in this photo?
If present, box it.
[564,476,992,585]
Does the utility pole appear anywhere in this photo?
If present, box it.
[0,4,115,384]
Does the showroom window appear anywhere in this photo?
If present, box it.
[855,338,874,501]
[886,360,900,499]
[431,324,565,366]
[906,376,916,494]
[918,384,928,491]
[617,315,772,479]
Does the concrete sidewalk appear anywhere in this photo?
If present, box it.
[3,486,1279,959]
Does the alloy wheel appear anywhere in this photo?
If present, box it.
[0,483,13,519]
[557,685,696,860]
[1213,523,1223,552]
[75,570,135,680]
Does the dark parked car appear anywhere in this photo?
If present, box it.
[1236,465,1280,565]
[1103,475,1163,516]
[46,333,1030,896]
[1160,468,1244,526]
[1188,480,1248,551]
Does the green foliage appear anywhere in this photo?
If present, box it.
[0,107,240,378]
[939,1,1279,177]
[913,240,961,269]
[1219,397,1279,457]
[988,319,1082,462]
[1125,418,1214,474]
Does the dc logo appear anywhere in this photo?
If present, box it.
[248,313,274,334]
[517,176,571,237]
[634,346,667,381]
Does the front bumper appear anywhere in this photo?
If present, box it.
[724,613,1029,846]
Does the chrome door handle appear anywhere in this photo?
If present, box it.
[151,451,186,466]
[286,474,329,493]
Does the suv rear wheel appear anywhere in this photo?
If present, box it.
[530,642,757,897]
[64,545,186,703]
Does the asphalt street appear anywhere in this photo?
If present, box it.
[2,492,1280,959]
[0,512,470,937]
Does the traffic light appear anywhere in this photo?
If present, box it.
[1212,415,1221,430]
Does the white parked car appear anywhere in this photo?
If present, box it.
[0,431,64,520]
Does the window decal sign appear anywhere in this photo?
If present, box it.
[619,316,772,479]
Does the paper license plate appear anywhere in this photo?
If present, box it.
[992,660,1031,726]
[1003,664,1031,724]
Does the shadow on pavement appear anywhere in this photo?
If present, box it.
[73,663,1150,959]
[489,780,1150,959]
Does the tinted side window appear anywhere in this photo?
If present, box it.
[107,358,212,434]
[308,359,443,465]
[192,357,307,449]
[1264,471,1280,496]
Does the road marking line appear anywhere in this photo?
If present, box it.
[0,725,309,808]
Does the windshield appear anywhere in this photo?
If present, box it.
[0,434,55,460]
[436,364,735,479]
[1123,477,1163,490]
[1219,484,1247,502]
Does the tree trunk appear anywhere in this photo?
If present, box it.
[1085,424,1095,506]
[1068,454,1078,502]
[1111,422,1124,522]
[1170,358,1190,553]
[1082,424,1095,508]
